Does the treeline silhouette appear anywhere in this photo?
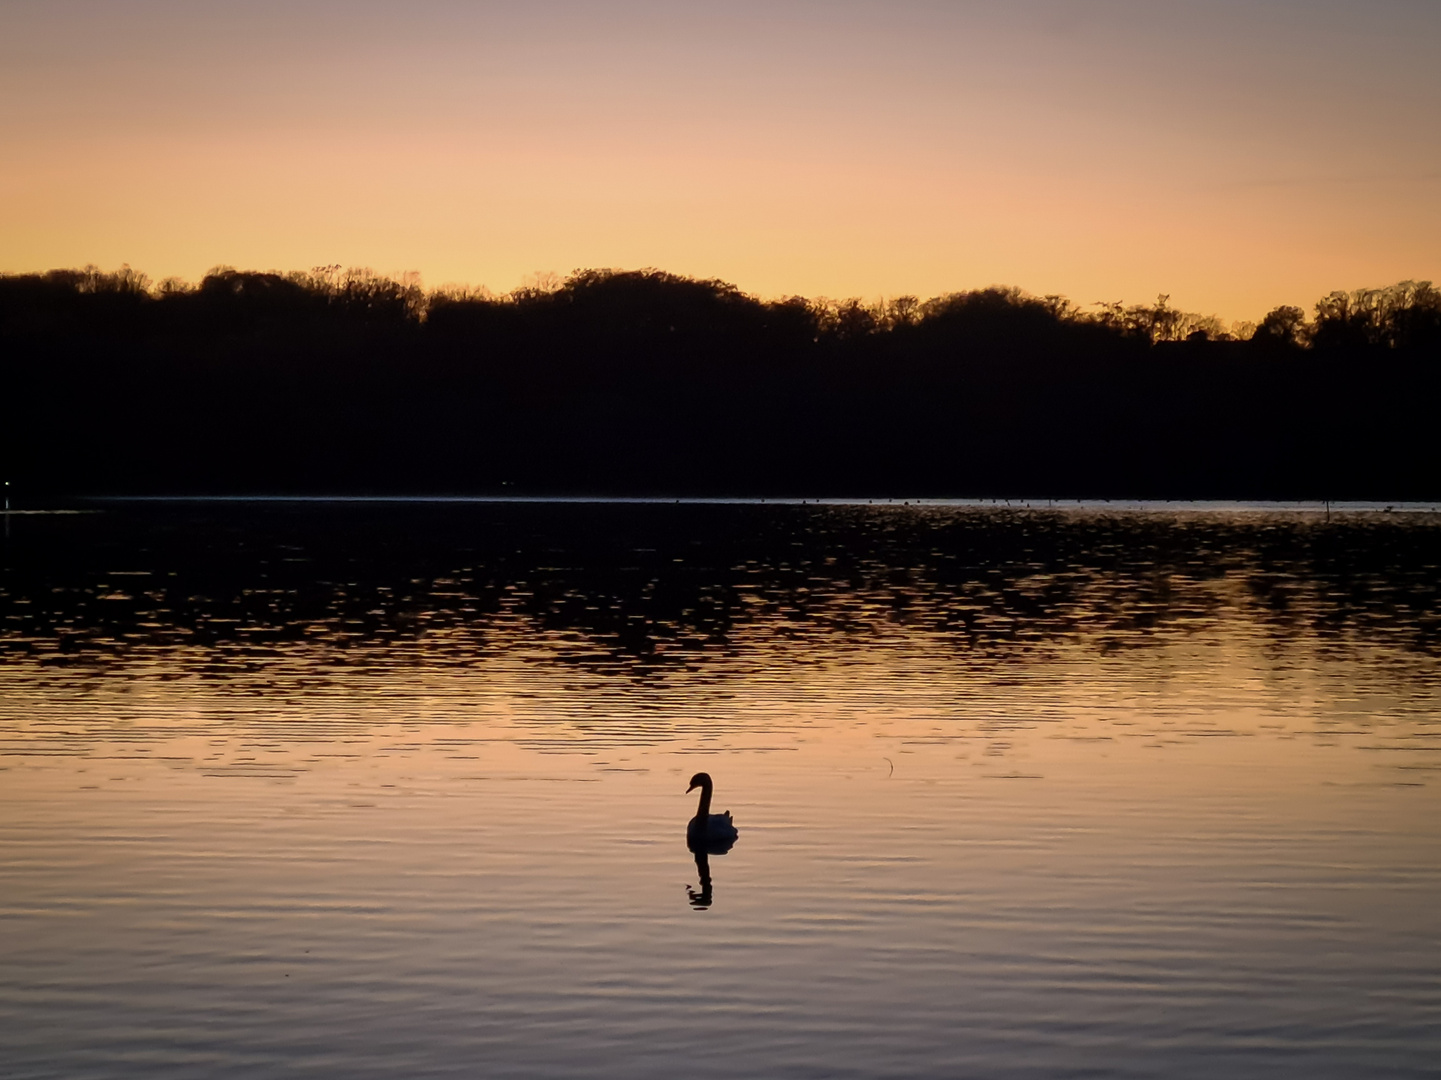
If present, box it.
[2,265,1438,498]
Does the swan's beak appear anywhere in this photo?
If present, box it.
[686,781,698,792]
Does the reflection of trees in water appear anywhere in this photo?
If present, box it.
[3,506,1439,688]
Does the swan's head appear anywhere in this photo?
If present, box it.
[687,772,712,792]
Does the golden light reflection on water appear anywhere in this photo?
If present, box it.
[1,504,1439,1077]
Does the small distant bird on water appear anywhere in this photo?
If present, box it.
[686,772,738,854]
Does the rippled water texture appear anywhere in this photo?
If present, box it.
[2,504,1439,1078]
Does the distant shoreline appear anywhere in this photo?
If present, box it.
[5,267,1438,500]
[61,496,1441,515]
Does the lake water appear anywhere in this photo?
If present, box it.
[2,502,1439,1078]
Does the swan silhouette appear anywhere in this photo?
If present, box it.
[686,772,739,854]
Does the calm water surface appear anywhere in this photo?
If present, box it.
[2,504,1439,1078]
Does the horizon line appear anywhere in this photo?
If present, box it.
[65,496,1441,514]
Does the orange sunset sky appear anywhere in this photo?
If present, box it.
[2,0,1439,321]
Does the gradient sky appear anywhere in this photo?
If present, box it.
[2,0,1439,319]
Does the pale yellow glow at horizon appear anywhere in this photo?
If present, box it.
[2,0,1439,322]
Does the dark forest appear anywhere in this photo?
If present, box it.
[3,266,1438,499]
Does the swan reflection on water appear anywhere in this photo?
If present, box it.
[685,772,738,910]
[688,851,715,909]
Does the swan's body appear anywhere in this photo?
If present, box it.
[686,772,739,853]
[687,810,737,846]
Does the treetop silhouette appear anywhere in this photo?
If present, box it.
[2,265,1436,498]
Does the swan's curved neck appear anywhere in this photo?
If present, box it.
[694,778,713,819]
